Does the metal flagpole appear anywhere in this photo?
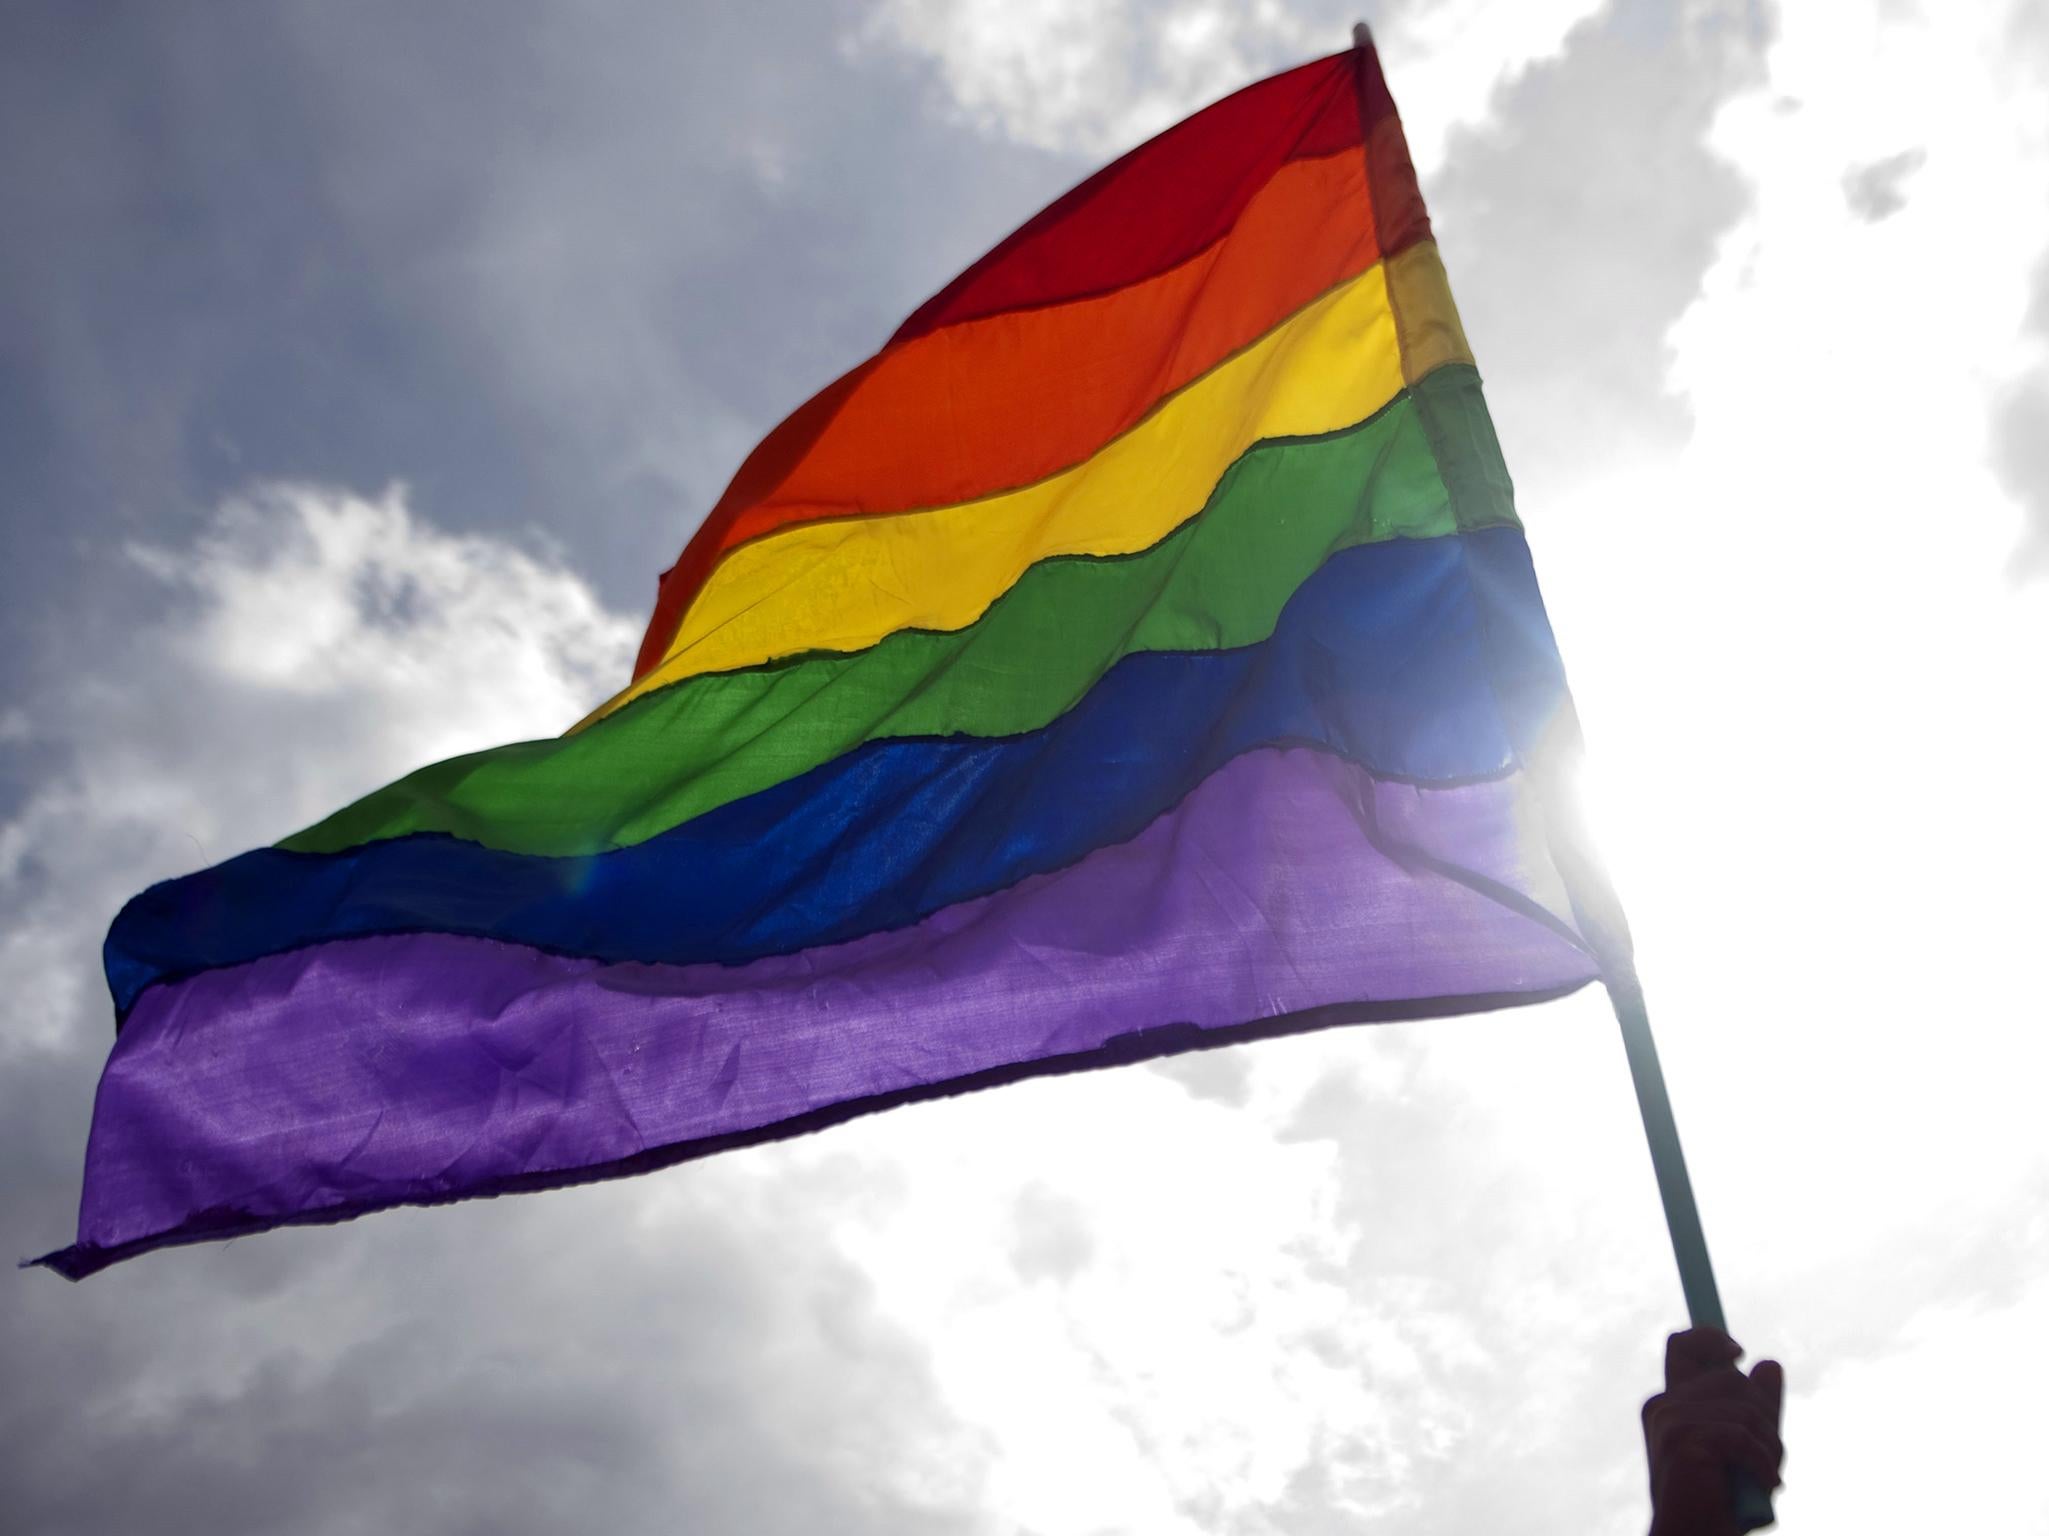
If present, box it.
[1345,28,1772,1525]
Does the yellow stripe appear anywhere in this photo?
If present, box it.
[589,242,1468,725]
[1385,240,1472,385]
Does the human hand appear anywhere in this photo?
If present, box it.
[1642,1327,1784,1535]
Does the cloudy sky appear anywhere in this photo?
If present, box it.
[4,1,2046,1531]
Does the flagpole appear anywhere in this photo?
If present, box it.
[1522,750,1730,1328]
[1518,724,1771,1529]
[1352,18,1766,1522]
[1345,11,1743,1344]
[1575,925,1775,1534]
[1607,972,1729,1324]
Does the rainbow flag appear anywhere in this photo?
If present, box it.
[46,41,1600,1278]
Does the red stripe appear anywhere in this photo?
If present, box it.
[893,50,1359,342]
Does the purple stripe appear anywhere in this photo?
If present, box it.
[57,749,1594,1273]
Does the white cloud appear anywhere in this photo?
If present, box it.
[750,998,1679,1536]
[1377,0,1615,175]
[852,0,1608,172]
[1518,2,2049,1527]
[0,483,633,1056]
[820,1067,1397,1533]
[126,481,630,755]
[1780,1275,2049,1531]
[851,0,1318,159]
[835,3,2049,1529]
[1,483,994,1533]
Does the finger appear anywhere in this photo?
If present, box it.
[1639,1392,1786,1482]
[1750,1358,1785,1430]
[1647,1400,1778,1449]
[1662,1366,1758,1407]
[1649,1399,1785,1462]
[1665,1327,1742,1387]
[1652,1419,1784,1491]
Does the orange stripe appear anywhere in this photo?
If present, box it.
[638,158,1392,671]
[634,42,1431,681]
[588,250,1470,723]
[718,152,1377,527]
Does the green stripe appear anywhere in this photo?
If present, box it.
[284,364,1515,858]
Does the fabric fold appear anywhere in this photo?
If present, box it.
[58,748,1594,1279]
[109,528,1566,1018]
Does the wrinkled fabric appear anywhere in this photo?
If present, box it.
[60,750,1593,1278]
[49,38,1597,1278]
[636,44,1423,678]
[290,368,1505,859]
[108,529,1563,1016]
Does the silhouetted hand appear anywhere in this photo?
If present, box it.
[1643,1327,1784,1535]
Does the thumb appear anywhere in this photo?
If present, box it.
[1749,1357,1785,1430]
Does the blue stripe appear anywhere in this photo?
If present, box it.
[106,527,1565,1014]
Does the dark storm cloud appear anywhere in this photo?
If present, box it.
[0,0,1072,658]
